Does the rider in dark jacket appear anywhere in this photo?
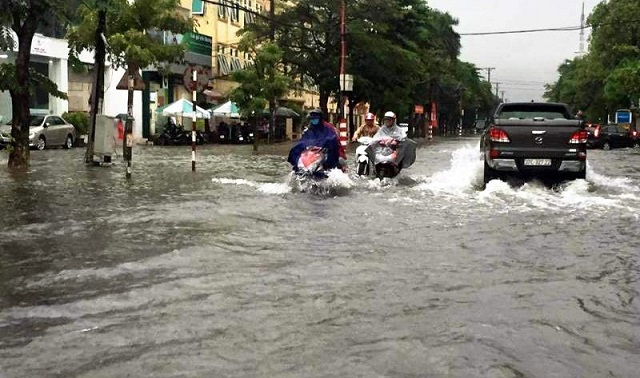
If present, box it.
[287,108,343,171]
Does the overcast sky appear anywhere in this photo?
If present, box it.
[426,0,600,102]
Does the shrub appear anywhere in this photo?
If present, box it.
[62,112,89,135]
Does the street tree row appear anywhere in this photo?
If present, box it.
[544,0,640,122]
[234,0,498,125]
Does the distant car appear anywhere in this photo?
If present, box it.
[587,123,639,149]
[0,115,77,150]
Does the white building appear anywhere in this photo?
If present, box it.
[0,31,144,140]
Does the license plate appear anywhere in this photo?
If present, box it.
[524,159,552,166]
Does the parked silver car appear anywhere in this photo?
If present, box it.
[0,115,77,150]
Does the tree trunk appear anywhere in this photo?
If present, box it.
[269,98,276,143]
[348,96,356,136]
[319,89,330,122]
[86,9,107,163]
[8,13,40,170]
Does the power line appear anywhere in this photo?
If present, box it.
[460,25,587,36]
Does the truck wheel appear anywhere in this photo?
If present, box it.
[483,161,497,185]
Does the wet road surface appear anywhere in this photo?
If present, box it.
[0,139,639,377]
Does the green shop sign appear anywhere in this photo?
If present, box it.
[183,32,212,57]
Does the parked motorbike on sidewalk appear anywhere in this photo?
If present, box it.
[155,123,204,146]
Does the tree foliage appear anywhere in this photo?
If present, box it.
[228,42,291,118]
[0,0,72,169]
[545,0,640,121]
[67,0,193,71]
[239,0,495,121]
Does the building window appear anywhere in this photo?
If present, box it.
[192,0,205,15]
[217,55,231,76]
[218,0,228,18]
[231,1,240,22]
[29,61,49,113]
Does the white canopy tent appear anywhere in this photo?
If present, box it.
[210,101,240,118]
[160,98,210,119]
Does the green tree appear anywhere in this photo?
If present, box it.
[67,0,193,158]
[228,42,291,151]
[0,0,69,169]
[546,0,640,121]
[240,0,490,128]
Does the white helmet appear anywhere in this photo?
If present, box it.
[384,111,396,118]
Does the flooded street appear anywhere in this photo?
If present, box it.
[0,138,639,377]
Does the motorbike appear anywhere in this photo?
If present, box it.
[293,146,330,191]
[155,123,204,146]
[358,137,417,179]
[355,137,374,176]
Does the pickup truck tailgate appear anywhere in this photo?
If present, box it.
[493,119,583,157]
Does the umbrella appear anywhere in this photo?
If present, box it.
[158,98,210,119]
[274,107,299,117]
[211,100,240,118]
[262,107,300,118]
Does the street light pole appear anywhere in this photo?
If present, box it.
[339,0,346,122]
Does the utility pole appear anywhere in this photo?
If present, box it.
[501,90,505,102]
[339,0,346,122]
[269,0,275,40]
[577,2,586,56]
[85,7,107,164]
[494,82,501,98]
[480,67,495,84]
[268,0,275,143]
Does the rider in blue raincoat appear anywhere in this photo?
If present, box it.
[288,108,344,172]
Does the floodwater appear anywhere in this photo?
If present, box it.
[0,139,638,377]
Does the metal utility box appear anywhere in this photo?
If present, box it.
[94,115,116,164]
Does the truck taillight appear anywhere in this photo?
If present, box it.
[489,127,510,143]
[569,130,588,144]
[593,126,600,138]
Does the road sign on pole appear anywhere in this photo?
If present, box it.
[615,109,632,124]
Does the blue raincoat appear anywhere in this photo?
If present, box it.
[288,122,341,171]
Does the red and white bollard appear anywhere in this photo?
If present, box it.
[339,119,348,147]
[191,70,197,172]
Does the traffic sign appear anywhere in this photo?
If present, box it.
[183,65,210,92]
[116,63,145,91]
[615,109,632,124]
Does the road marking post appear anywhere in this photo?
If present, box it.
[339,119,348,147]
[192,70,197,172]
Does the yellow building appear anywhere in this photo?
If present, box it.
[183,0,320,111]
[140,1,322,139]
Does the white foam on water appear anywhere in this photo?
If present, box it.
[414,145,483,194]
[414,146,639,214]
[212,177,291,195]
[325,168,356,190]
[257,182,292,195]
[211,178,259,188]
[586,164,635,191]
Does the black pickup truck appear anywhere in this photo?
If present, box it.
[480,102,587,185]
